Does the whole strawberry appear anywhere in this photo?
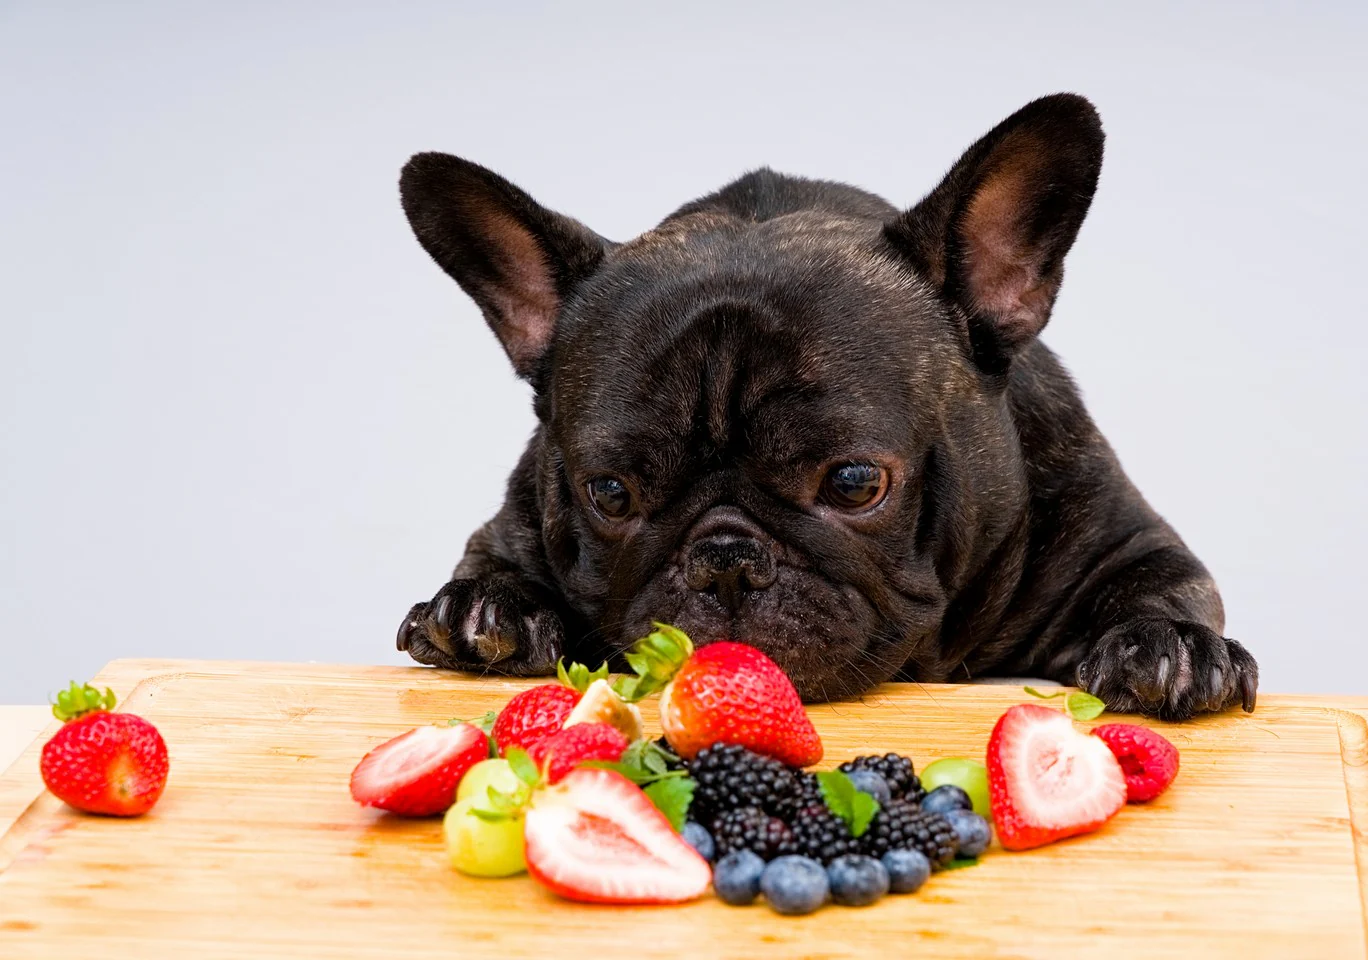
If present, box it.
[490,660,612,754]
[40,682,169,817]
[615,624,823,767]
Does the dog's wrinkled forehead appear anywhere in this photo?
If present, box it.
[549,211,962,478]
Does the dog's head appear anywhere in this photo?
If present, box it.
[400,94,1103,699]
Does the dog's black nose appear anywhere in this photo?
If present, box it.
[684,533,777,612]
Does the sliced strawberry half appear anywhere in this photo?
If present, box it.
[523,767,711,904]
[1092,723,1180,802]
[350,722,488,817]
[987,703,1127,851]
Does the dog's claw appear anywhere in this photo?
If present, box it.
[1077,619,1258,721]
[397,576,564,676]
[1240,670,1258,712]
[432,593,452,627]
[396,602,427,652]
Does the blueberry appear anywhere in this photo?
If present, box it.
[922,784,973,815]
[713,849,766,905]
[943,809,992,858]
[759,855,829,916]
[845,770,892,806]
[682,821,715,862]
[881,849,932,893]
[826,854,890,907]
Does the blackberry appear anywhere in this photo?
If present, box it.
[860,800,958,867]
[788,802,859,864]
[839,753,925,805]
[711,807,798,861]
[688,743,798,822]
[775,770,823,820]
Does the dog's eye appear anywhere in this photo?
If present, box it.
[586,476,635,520]
[820,463,889,511]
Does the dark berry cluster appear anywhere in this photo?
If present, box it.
[688,742,798,822]
[685,744,957,867]
[711,807,797,860]
[838,753,925,805]
[859,800,957,866]
[788,802,859,863]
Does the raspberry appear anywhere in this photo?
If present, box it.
[1091,723,1180,802]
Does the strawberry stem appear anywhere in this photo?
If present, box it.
[51,681,116,723]
[611,623,695,703]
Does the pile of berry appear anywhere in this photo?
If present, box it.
[680,744,992,914]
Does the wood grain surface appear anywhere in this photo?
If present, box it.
[1,659,1365,959]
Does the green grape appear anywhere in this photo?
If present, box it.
[456,758,523,804]
[444,798,526,877]
[920,758,991,818]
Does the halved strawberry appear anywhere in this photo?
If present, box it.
[523,767,711,904]
[350,722,488,817]
[528,722,629,783]
[1092,723,1180,802]
[987,703,1127,851]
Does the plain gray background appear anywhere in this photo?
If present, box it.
[2,2,1365,704]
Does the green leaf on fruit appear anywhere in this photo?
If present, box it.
[941,857,981,871]
[1066,691,1105,721]
[505,748,541,788]
[556,658,610,693]
[817,770,880,838]
[643,777,695,832]
[1023,686,1064,700]
[476,787,528,825]
[611,623,695,702]
[469,806,513,823]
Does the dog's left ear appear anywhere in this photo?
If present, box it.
[886,93,1103,362]
[400,153,611,380]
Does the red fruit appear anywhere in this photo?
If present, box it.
[1091,723,1180,803]
[491,685,581,754]
[40,682,168,817]
[528,722,629,783]
[987,703,1127,851]
[662,642,823,767]
[523,767,711,904]
[350,722,488,816]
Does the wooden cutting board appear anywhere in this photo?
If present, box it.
[1,660,1365,959]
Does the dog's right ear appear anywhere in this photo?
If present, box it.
[400,153,611,379]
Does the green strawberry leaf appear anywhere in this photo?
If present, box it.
[557,658,610,693]
[941,857,981,871]
[448,711,497,754]
[643,777,696,832]
[505,748,541,788]
[1066,691,1106,721]
[817,770,881,838]
[612,623,695,702]
[1023,686,1065,700]
[51,681,117,722]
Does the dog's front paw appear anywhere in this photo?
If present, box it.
[396,575,564,676]
[1075,619,1258,721]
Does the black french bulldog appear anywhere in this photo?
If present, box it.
[394,93,1256,721]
